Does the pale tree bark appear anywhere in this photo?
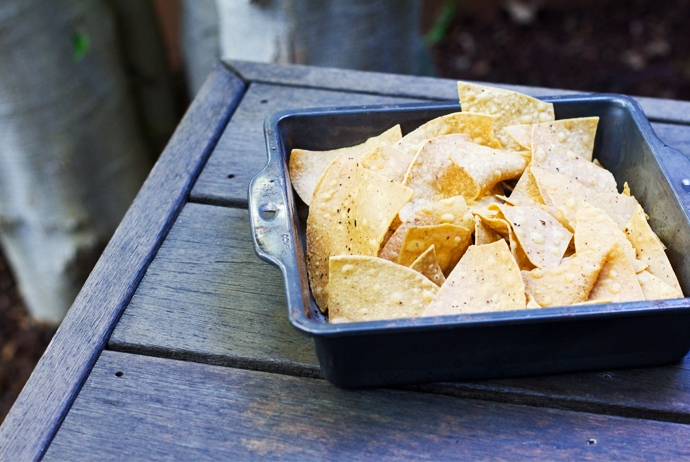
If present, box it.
[0,0,151,324]
[181,0,431,95]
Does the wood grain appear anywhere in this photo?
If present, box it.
[189,83,426,206]
[44,350,690,461]
[109,203,320,377]
[227,60,690,124]
[110,202,690,423]
[0,65,246,461]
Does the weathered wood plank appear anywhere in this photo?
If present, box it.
[0,65,246,461]
[227,60,690,124]
[109,203,320,376]
[110,202,690,423]
[44,350,690,461]
[189,83,426,206]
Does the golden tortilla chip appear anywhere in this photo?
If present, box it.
[328,256,438,322]
[522,247,610,307]
[423,240,526,316]
[636,270,683,300]
[532,117,599,162]
[289,125,402,205]
[624,204,682,293]
[532,121,617,195]
[531,167,637,229]
[526,290,541,308]
[505,124,533,150]
[458,81,555,149]
[575,201,646,273]
[446,141,528,201]
[307,156,414,311]
[380,196,473,263]
[474,215,502,245]
[409,245,446,287]
[396,113,496,157]
[498,204,572,269]
[360,145,414,183]
[588,243,644,303]
[504,165,544,206]
[398,223,472,275]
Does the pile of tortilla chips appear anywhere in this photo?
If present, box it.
[288,82,684,323]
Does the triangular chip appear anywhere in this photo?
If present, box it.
[505,124,533,150]
[522,247,610,307]
[532,117,599,162]
[504,165,544,206]
[636,270,683,300]
[398,224,472,275]
[624,204,682,293]
[532,120,616,194]
[588,243,644,303]
[360,145,414,183]
[396,113,496,157]
[458,81,555,150]
[531,167,637,229]
[409,245,446,287]
[307,156,413,311]
[423,240,526,316]
[289,125,402,205]
[380,196,473,263]
[498,204,572,269]
[575,201,646,273]
[328,256,438,322]
[474,215,502,245]
[446,141,528,201]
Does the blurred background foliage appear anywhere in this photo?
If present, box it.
[1,0,689,423]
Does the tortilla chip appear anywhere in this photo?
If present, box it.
[360,145,414,183]
[504,165,544,206]
[623,204,682,293]
[423,240,526,316]
[531,167,637,229]
[532,117,599,162]
[522,247,610,307]
[526,290,541,308]
[505,124,533,150]
[446,141,528,201]
[532,121,617,195]
[307,156,413,311]
[622,182,631,197]
[409,245,446,286]
[398,224,472,275]
[637,270,683,300]
[458,81,555,149]
[498,204,572,269]
[588,243,644,303]
[380,196,474,263]
[474,215,502,245]
[575,201,646,273]
[289,125,402,205]
[396,113,496,157]
[328,256,438,322]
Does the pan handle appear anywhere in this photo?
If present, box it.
[658,144,690,213]
[248,161,292,267]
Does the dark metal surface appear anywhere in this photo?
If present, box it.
[249,95,690,388]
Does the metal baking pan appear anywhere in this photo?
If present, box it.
[249,94,690,388]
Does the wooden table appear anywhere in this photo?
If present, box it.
[3,61,690,460]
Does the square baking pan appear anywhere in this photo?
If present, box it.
[249,94,690,388]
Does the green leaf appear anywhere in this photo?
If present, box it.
[424,0,458,47]
[72,32,90,62]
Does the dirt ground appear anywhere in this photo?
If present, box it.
[1,0,688,425]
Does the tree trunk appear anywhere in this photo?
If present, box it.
[0,0,151,324]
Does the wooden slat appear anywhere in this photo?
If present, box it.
[110,202,690,423]
[44,350,690,461]
[0,65,246,461]
[227,60,690,125]
[189,83,426,206]
[109,203,319,376]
